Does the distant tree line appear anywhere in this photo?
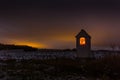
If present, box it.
[0,43,38,51]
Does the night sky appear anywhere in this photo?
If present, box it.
[0,0,120,49]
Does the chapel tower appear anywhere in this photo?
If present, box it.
[76,29,91,58]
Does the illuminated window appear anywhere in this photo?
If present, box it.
[80,37,86,45]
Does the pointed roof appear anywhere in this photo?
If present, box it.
[76,29,91,38]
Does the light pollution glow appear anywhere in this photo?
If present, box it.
[0,17,120,49]
[10,40,48,48]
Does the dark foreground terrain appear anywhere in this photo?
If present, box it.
[0,56,120,80]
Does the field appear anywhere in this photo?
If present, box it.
[0,56,120,80]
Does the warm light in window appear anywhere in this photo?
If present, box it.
[80,37,86,45]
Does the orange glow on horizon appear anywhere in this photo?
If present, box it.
[9,40,47,48]
[80,37,86,45]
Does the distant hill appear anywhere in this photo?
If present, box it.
[0,43,38,51]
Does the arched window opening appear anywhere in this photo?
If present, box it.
[80,37,86,45]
